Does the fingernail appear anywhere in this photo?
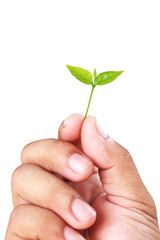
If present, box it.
[64,226,85,240]
[69,153,92,173]
[95,118,109,139]
[72,198,96,222]
[61,119,67,128]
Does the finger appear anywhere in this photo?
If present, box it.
[58,113,84,142]
[21,138,94,182]
[81,116,157,218]
[12,164,96,230]
[58,113,99,175]
[5,204,85,240]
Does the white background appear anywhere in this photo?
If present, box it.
[0,0,160,238]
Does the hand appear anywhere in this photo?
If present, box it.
[6,114,160,240]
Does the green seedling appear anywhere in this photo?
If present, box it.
[66,65,123,118]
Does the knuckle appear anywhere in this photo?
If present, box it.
[35,208,65,238]
[39,210,61,232]
[11,163,36,190]
[146,193,158,219]
[120,147,132,162]
[9,205,24,225]
[8,205,65,240]
[47,139,74,161]
[48,139,66,154]
[21,143,30,163]
[21,140,39,163]
[21,141,35,163]
[11,165,23,186]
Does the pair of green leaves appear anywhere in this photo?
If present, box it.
[66,65,124,118]
[66,65,123,87]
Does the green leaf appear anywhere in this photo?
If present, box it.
[93,68,97,78]
[66,65,93,85]
[94,71,124,85]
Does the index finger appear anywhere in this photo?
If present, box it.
[21,138,94,182]
[58,113,84,143]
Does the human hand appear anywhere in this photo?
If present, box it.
[6,114,160,239]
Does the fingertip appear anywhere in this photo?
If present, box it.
[81,115,96,137]
[81,115,114,169]
[58,113,84,142]
[85,115,96,122]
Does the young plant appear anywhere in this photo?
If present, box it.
[66,65,123,118]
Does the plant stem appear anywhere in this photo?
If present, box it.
[84,85,95,118]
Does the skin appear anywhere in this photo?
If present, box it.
[5,113,160,240]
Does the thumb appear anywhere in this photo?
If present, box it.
[81,116,156,217]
